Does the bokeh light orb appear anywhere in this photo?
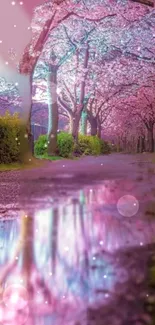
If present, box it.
[117,195,139,217]
[3,284,28,311]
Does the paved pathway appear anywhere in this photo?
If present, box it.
[0,153,155,211]
[0,153,155,325]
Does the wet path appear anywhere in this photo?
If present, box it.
[0,153,155,324]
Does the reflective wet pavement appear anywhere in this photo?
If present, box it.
[0,154,155,325]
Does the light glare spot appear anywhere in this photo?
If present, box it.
[117,195,139,217]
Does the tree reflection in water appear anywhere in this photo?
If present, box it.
[0,182,155,324]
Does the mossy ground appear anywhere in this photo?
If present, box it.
[0,156,45,172]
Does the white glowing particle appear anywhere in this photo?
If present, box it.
[10,293,19,304]
[5,62,9,65]
[105,293,109,298]
[11,1,16,5]
[99,241,103,245]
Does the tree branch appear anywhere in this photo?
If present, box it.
[58,96,73,116]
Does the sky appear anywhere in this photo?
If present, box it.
[0,0,46,118]
[0,0,46,69]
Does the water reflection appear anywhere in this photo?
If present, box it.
[0,183,155,324]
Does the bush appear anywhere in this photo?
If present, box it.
[0,111,22,163]
[34,132,111,159]
[34,134,47,156]
[57,132,74,158]
[100,139,111,154]
[75,135,102,156]
[35,132,74,158]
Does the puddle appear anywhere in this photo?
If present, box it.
[0,181,155,324]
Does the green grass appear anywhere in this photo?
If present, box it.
[36,153,79,161]
[36,153,63,161]
[0,157,46,172]
[0,163,22,171]
[0,154,79,172]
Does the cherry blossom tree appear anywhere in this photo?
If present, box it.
[19,0,155,155]
[1,0,153,157]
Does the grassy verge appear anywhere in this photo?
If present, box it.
[0,157,45,172]
[0,163,22,171]
[36,153,63,161]
[36,153,79,161]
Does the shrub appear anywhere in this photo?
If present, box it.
[77,135,102,156]
[100,139,111,154]
[0,111,22,163]
[35,132,74,158]
[57,132,74,158]
[34,134,47,156]
[34,132,111,159]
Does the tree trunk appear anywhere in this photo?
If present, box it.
[140,136,145,152]
[51,208,59,275]
[79,43,89,110]
[142,136,145,152]
[81,111,87,135]
[75,42,89,141]
[19,74,34,162]
[72,115,80,143]
[87,112,97,136]
[97,124,102,138]
[147,125,154,153]
[137,137,140,153]
[90,117,97,136]
[21,215,34,277]
[47,65,59,156]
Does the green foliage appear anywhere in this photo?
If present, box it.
[35,132,74,158]
[57,132,74,158]
[0,111,22,163]
[36,153,63,161]
[100,139,111,154]
[35,133,111,159]
[74,135,102,156]
[34,134,47,156]
[74,135,111,156]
